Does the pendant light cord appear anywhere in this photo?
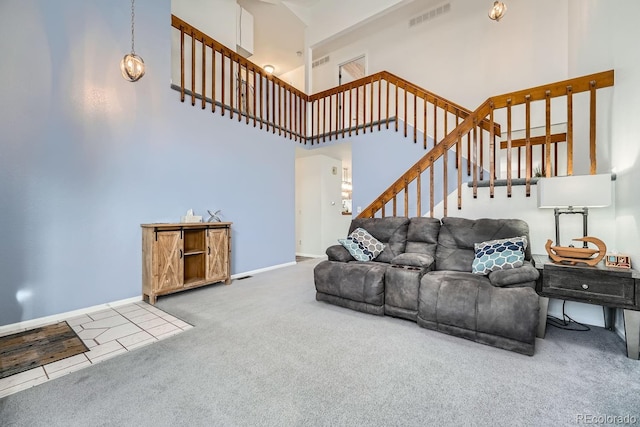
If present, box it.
[130,0,136,54]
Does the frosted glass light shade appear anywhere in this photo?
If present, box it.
[537,174,612,208]
[120,53,145,82]
[489,1,507,21]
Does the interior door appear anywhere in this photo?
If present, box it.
[338,55,366,129]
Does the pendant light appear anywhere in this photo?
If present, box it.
[488,1,507,22]
[120,0,145,82]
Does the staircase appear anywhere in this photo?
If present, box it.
[171,16,615,219]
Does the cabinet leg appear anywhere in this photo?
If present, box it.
[603,306,616,330]
[149,295,157,305]
[623,309,640,360]
[537,297,549,339]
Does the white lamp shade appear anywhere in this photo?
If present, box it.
[537,174,611,208]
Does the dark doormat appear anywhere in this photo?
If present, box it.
[0,321,89,379]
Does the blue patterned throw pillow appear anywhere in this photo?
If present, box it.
[471,236,527,275]
[338,228,385,261]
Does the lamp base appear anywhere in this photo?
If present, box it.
[545,237,606,266]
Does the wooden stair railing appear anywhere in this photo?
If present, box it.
[357,70,615,219]
[170,16,498,149]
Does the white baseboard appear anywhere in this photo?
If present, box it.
[231,261,297,279]
[0,296,142,337]
[295,253,326,258]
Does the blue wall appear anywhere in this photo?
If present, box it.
[0,0,295,325]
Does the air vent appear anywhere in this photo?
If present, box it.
[312,55,330,68]
[409,2,451,28]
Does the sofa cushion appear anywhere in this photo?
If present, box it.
[435,217,532,272]
[471,236,527,275]
[404,217,441,257]
[326,244,355,262]
[349,218,410,263]
[339,228,385,261]
[488,261,539,287]
[391,253,435,268]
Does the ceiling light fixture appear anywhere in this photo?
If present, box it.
[120,0,145,82]
[488,1,507,22]
[263,65,275,74]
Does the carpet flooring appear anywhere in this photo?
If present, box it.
[1,259,639,426]
[0,322,88,379]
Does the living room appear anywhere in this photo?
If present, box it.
[1,0,639,424]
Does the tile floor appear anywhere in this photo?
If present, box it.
[0,301,192,399]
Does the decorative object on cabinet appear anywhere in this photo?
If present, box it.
[207,209,222,222]
[544,236,607,266]
[141,223,231,304]
[180,209,202,223]
[606,254,632,269]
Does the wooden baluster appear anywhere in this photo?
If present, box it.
[423,97,427,149]
[278,83,282,136]
[416,171,422,217]
[180,27,185,102]
[473,121,478,199]
[525,95,531,196]
[238,63,242,122]
[289,90,293,139]
[191,31,195,106]
[329,94,333,140]
[404,178,409,217]
[404,85,407,138]
[211,47,216,113]
[545,90,551,177]
[455,112,460,169]
[413,92,417,143]
[517,147,522,179]
[457,132,463,209]
[567,86,573,175]
[229,55,233,119]
[433,99,438,147]
[381,202,385,218]
[386,79,390,129]
[253,69,257,127]
[271,79,276,134]
[265,76,269,131]
[220,54,225,116]
[355,87,359,135]
[377,75,382,131]
[393,196,397,216]
[429,160,434,217]
[554,141,558,176]
[245,65,249,124]
[294,94,298,141]
[322,97,326,141]
[443,103,448,143]
[336,92,340,139]
[590,80,597,174]
[349,87,353,137]
[479,124,484,181]
[395,81,398,132]
[489,103,495,198]
[370,79,374,133]
[443,149,448,218]
[316,98,320,143]
[467,133,471,176]
[507,99,513,197]
[201,39,206,109]
[310,100,315,145]
[363,83,367,135]
[342,90,346,138]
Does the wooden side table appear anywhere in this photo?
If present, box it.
[532,254,640,360]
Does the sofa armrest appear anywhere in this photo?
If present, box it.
[326,244,355,262]
[488,261,539,287]
[390,253,434,269]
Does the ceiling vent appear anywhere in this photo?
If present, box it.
[312,55,330,68]
[409,2,451,28]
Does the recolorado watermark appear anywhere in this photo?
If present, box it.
[576,414,638,424]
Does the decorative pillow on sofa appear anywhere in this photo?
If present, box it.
[338,227,385,261]
[471,236,527,275]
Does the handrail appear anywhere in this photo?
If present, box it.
[357,70,615,218]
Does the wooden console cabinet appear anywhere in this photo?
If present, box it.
[141,223,232,304]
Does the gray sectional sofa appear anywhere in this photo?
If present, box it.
[313,217,540,355]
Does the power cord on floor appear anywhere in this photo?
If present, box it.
[546,300,591,331]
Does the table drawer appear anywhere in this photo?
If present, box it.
[543,266,635,305]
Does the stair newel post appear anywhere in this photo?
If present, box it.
[566,85,573,175]
[457,131,463,209]
[545,90,551,176]
[589,80,597,174]
[506,98,513,198]
[180,26,185,102]
[489,101,495,199]
[525,94,532,196]
[472,119,478,199]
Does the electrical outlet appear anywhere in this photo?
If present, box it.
[357,206,362,213]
